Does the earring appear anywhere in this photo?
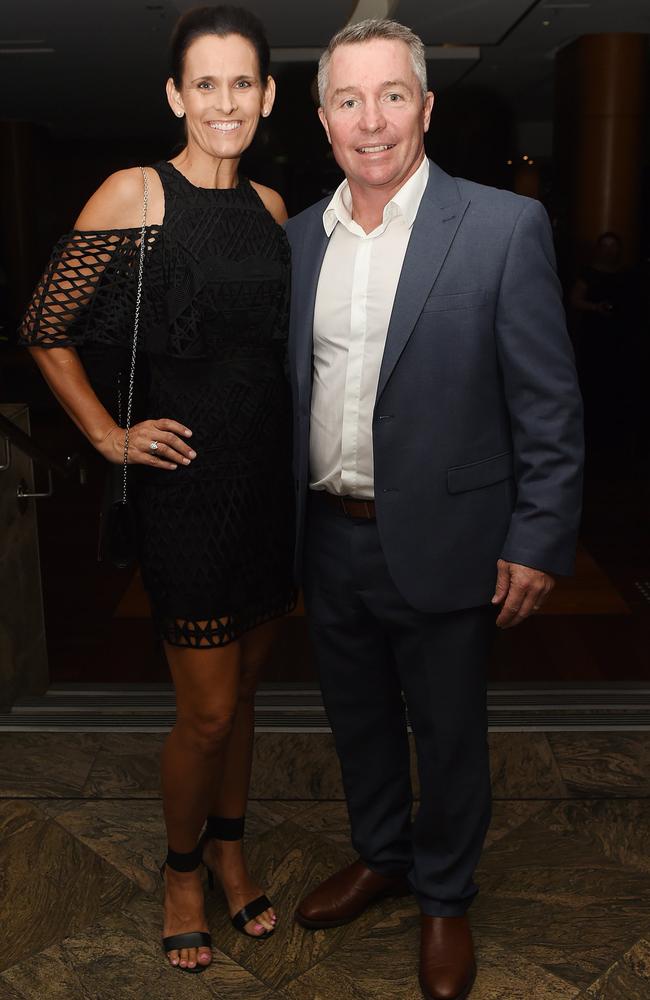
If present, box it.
[176,111,184,118]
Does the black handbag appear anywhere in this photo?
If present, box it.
[98,461,139,569]
[98,167,149,569]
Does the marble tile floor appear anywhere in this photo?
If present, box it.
[1,733,650,999]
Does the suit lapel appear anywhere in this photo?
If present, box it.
[376,162,471,401]
[292,212,329,407]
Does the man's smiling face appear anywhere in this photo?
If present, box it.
[319,38,434,198]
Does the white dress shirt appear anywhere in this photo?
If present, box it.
[310,156,430,498]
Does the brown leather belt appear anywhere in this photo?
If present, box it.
[318,491,376,520]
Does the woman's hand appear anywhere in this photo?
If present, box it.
[98,418,196,470]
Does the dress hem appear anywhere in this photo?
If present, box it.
[155,593,298,649]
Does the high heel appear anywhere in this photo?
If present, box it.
[201,814,275,940]
[160,843,212,973]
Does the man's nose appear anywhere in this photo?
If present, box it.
[358,102,386,133]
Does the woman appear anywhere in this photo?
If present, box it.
[20,4,295,975]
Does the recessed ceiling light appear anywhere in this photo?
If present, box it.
[0,47,54,54]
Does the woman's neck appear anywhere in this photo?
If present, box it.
[170,146,240,189]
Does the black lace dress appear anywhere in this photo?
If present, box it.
[20,161,296,647]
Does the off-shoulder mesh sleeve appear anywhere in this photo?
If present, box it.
[18,227,161,350]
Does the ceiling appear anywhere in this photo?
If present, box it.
[0,0,648,142]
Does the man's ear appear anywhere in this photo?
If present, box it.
[423,91,435,133]
[318,106,332,145]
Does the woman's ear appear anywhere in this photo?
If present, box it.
[166,76,185,119]
[261,76,276,118]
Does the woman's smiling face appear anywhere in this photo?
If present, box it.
[166,33,275,159]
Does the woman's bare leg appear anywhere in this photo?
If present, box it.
[203,619,281,935]
[161,638,241,970]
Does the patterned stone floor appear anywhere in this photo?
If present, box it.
[1,732,650,999]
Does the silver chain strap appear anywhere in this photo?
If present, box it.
[121,166,149,503]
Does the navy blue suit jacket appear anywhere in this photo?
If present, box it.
[285,160,584,613]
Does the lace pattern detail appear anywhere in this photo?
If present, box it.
[162,596,297,649]
[19,228,162,350]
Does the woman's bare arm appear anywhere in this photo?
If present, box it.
[29,346,194,468]
[26,169,195,470]
[250,181,288,225]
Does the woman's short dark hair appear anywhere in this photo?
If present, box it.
[170,5,270,87]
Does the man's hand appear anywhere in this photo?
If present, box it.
[491,559,555,628]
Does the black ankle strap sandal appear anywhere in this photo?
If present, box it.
[201,814,275,941]
[160,843,212,973]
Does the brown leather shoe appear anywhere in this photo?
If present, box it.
[295,858,411,929]
[419,915,476,1000]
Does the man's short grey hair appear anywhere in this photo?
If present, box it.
[317,18,428,107]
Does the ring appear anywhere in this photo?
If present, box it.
[533,605,541,611]
[150,440,159,452]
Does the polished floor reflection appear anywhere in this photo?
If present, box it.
[1,732,650,998]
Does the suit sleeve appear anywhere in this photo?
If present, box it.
[495,199,584,575]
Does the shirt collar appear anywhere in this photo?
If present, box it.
[322,156,430,238]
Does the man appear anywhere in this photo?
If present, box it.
[285,18,583,1000]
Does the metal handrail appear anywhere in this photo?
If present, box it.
[0,412,73,478]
